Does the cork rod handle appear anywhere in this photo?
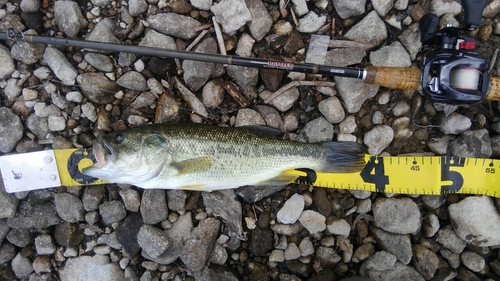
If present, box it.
[486,76,500,101]
[363,66,421,90]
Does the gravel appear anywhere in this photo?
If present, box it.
[1,1,500,280]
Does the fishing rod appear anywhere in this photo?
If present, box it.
[0,0,498,105]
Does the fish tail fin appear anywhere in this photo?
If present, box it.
[318,141,366,173]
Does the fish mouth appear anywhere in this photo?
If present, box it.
[92,138,114,168]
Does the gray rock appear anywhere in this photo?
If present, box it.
[203,190,246,242]
[365,251,397,270]
[139,29,177,50]
[277,193,304,224]
[333,0,366,19]
[173,76,209,118]
[48,115,66,131]
[299,236,314,256]
[147,13,201,39]
[43,47,78,85]
[413,244,439,280]
[227,65,259,101]
[448,196,500,247]
[269,249,285,262]
[319,97,345,124]
[461,251,485,272]
[0,45,14,79]
[363,125,394,155]
[140,189,168,225]
[180,218,220,272]
[373,197,421,234]
[7,202,60,229]
[85,18,121,50]
[316,246,342,267]
[55,193,85,223]
[12,252,33,278]
[7,228,32,247]
[84,53,115,72]
[439,112,471,135]
[194,265,240,281]
[54,1,87,38]
[211,0,251,35]
[297,11,327,33]
[117,71,149,91]
[128,0,148,16]
[236,185,287,203]
[427,136,455,155]
[191,0,212,10]
[99,201,127,225]
[344,11,387,50]
[209,243,228,265]
[10,30,45,64]
[77,73,119,105]
[235,108,265,127]
[25,114,49,140]
[51,91,71,110]
[325,47,366,67]
[436,225,466,253]
[35,234,57,255]
[369,41,411,67]
[130,92,157,109]
[166,190,187,215]
[0,178,18,217]
[448,129,492,158]
[119,188,140,212]
[4,79,21,102]
[270,222,303,236]
[0,219,9,244]
[245,0,272,41]
[431,0,462,16]
[421,195,446,210]
[298,117,334,143]
[298,210,326,234]
[255,105,282,129]
[20,0,38,12]
[326,218,351,237]
[115,213,143,257]
[285,243,301,260]
[371,0,394,16]
[399,23,421,60]
[54,223,85,247]
[260,88,300,112]
[202,79,225,109]
[0,242,16,264]
[372,227,413,264]
[82,186,106,211]
[96,232,121,249]
[145,212,193,264]
[367,262,425,281]
[183,37,217,91]
[335,77,379,113]
[422,213,440,238]
[59,255,125,281]
[137,225,170,259]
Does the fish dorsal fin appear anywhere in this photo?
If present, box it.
[172,156,213,175]
[240,125,284,139]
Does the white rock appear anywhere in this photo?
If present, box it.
[190,0,212,10]
[364,125,394,155]
[66,91,83,103]
[48,116,66,131]
[326,218,351,237]
[319,97,345,124]
[297,11,326,33]
[299,237,315,256]
[439,112,471,135]
[299,210,326,234]
[291,0,308,16]
[81,102,97,122]
[339,115,357,134]
[448,196,500,247]
[269,250,285,262]
[285,243,301,260]
[277,194,305,224]
[210,0,251,35]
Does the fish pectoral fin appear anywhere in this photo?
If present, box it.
[172,156,213,175]
[254,172,298,186]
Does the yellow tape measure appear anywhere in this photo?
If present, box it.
[52,149,500,198]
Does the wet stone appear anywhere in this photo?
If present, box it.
[180,218,220,272]
[140,189,168,225]
[99,201,127,225]
[137,224,170,259]
[54,193,85,223]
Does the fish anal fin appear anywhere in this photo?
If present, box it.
[173,156,213,175]
[254,172,298,186]
[179,184,207,191]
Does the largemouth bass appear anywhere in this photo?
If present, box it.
[82,124,365,191]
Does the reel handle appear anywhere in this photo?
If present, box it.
[486,76,500,101]
[462,0,489,30]
[363,66,421,90]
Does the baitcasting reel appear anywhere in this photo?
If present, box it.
[419,0,492,104]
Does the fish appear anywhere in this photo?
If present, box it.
[82,123,365,191]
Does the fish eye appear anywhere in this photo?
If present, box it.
[114,135,124,144]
